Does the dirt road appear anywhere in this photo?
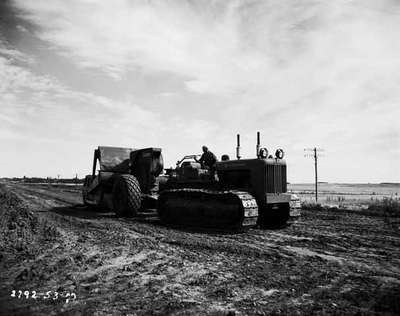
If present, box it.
[1,182,400,315]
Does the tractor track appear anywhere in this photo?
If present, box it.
[1,182,400,316]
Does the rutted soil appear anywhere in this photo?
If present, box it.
[0,182,399,315]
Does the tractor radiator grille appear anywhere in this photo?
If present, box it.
[267,164,287,193]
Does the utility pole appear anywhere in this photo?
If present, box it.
[314,148,318,202]
[304,147,324,203]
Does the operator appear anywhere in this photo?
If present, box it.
[196,146,217,170]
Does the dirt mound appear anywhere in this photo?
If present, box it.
[0,185,58,257]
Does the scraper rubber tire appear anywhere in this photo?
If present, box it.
[112,174,141,217]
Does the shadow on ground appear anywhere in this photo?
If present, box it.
[49,205,292,236]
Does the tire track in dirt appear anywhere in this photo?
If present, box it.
[8,182,400,277]
[3,184,261,314]
[2,182,400,315]
[7,184,81,206]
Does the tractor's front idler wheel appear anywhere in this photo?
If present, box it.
[112,174,141,217]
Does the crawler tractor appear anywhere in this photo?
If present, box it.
[82,132,290,230]
[158,132,290,230]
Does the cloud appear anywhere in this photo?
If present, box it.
[0,38,34,65]
[0,49,154,141]
[12,0,400,96]
[0,38,228,177]
[3,0,400,181]
[0,40,159,176]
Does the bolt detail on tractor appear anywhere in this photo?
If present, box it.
[82,132,291,231]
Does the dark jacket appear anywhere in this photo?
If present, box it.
[199,150,217,168]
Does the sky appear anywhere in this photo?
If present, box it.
[0,0,399,183]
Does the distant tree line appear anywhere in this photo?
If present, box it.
[3,176,84,184]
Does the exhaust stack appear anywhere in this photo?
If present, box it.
[236,134,241,160]
[256,131,260,158]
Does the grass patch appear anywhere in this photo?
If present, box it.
[368,198,400,217]
[301,198,400,220]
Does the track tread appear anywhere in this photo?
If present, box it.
[158,188,258,231]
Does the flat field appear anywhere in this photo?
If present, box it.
[288,183,400,209]
[0,181,400,315]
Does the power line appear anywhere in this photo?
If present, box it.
[304,147,324,202]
